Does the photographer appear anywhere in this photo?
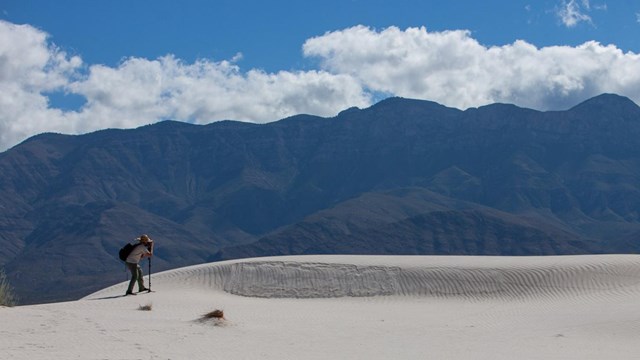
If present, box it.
[124,234,154,296]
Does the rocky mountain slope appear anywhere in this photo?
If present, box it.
[1,93,640,304]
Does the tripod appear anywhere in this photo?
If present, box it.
[147,257,152,293]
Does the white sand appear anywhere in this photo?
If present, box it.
[3,255,640,359]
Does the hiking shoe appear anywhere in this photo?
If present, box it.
[125,291,136,296]
[138,287,149,292]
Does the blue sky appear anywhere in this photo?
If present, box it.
[1,0,639,151]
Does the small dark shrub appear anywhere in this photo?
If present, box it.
[202,309,224,319]
[0,269,18,307]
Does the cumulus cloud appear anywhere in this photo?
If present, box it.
[2,20,640,152]
[0,20,370,151]
[303,25,640,111]
[0,21,82,150]
[72,56,368,128]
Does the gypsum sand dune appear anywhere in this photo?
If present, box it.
[4,255,640,360]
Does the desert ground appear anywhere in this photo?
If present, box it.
[3,255,640,359]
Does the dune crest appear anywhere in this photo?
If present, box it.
[129,255,640,301]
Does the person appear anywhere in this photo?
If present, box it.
[125,234,154,295]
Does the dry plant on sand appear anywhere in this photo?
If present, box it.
[198,309,226,325]
[138,303,153,311]
[0,269,18,307]
[203,309,224,319]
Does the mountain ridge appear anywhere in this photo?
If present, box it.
[2,93,640,304]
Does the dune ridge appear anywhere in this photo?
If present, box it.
[94,255,640,301]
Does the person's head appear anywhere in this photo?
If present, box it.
[139,234,152,244]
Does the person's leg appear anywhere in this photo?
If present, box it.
[126,262,138,294]
[136,264,147,291]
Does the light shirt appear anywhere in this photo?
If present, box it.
[125,243,151,264]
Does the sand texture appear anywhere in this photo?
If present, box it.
[2,255,640,359]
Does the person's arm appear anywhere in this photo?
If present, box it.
[143,241,154,258]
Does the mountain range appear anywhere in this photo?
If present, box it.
[2,93,640,304]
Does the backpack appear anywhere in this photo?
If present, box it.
[118,243,139,262]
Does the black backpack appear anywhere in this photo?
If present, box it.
[118,243,139,262]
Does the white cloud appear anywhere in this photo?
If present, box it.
[593,3,607,11]
[556,0,593,27]
[0,20,82,151]
[304,25,640,111]
[0,20,370,151]
[71,56,369,129]
[2,21,640,152]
